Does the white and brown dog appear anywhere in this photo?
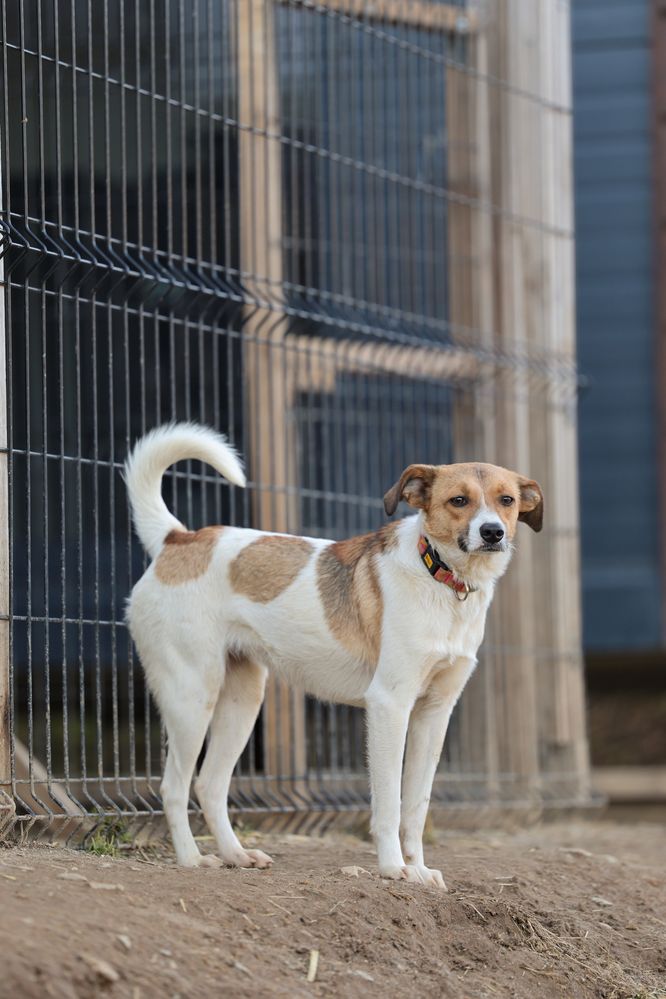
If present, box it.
[125,423,542,888]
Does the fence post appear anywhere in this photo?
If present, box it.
[479,0,542,800]
[537,0,591,797]
[237,0,307,814]
[446,21,500,798]
[0,192,13,833]
[481,0,589,803]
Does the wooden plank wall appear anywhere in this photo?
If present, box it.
[0,0,590,837]
[446,0,590,801]
[237,0,590,809]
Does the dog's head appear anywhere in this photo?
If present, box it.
[383,462,543,555]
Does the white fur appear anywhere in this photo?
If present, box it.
[123,422,245,558]
[125,424,515,888]
[466,504,507,553]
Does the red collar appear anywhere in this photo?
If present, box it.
[417,536,476,600]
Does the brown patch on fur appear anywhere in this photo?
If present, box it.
[316,523,397,668]
[229,535,314,603]
[517,477,544,532]
[224,650,267,702]
[154,526,224,585]
[384,465,436,516]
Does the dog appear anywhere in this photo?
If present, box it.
[125,423,543,888]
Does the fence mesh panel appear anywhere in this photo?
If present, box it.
[0,0,590,841]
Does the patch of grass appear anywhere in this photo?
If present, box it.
[85,818,133,858]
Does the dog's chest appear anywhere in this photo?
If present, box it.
[396,580,490,661]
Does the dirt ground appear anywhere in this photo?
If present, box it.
[1,819,665,999]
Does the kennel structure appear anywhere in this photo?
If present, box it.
[0,0,591,839]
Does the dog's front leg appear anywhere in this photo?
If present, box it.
[365,679,421,884]
[400,657,477,889]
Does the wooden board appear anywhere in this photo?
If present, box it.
[277,0,478,34]
[446,27,498,789]
[237,0,307,806]
[537,0,590,794]
[593,766,666,803]
[482,0,540,796]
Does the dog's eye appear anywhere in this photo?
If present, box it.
[500,495,515,506]
[449,496,468,507]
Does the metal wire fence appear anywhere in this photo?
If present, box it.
[0,0,591,842]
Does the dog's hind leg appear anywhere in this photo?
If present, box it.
[156,658,220,868]
[195,653,272,869]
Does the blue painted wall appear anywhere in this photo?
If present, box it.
[572,0,662,650]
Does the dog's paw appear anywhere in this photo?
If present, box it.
[218,847,274,869]
[379,864,447,889]
[237,848,273,870]
[415,865,447,890]
[189,850,273,870]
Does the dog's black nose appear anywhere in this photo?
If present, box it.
[480,523,504,544]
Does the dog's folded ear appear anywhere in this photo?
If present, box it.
[517,476,544,532]
[384,464,436,516]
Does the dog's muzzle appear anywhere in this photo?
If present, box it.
[460,521,507,554]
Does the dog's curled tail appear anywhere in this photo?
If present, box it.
[124,423,246,559]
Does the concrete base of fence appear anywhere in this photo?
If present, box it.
[12,740,86,820]
[0,789,605,851]
[593,767,666,803]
